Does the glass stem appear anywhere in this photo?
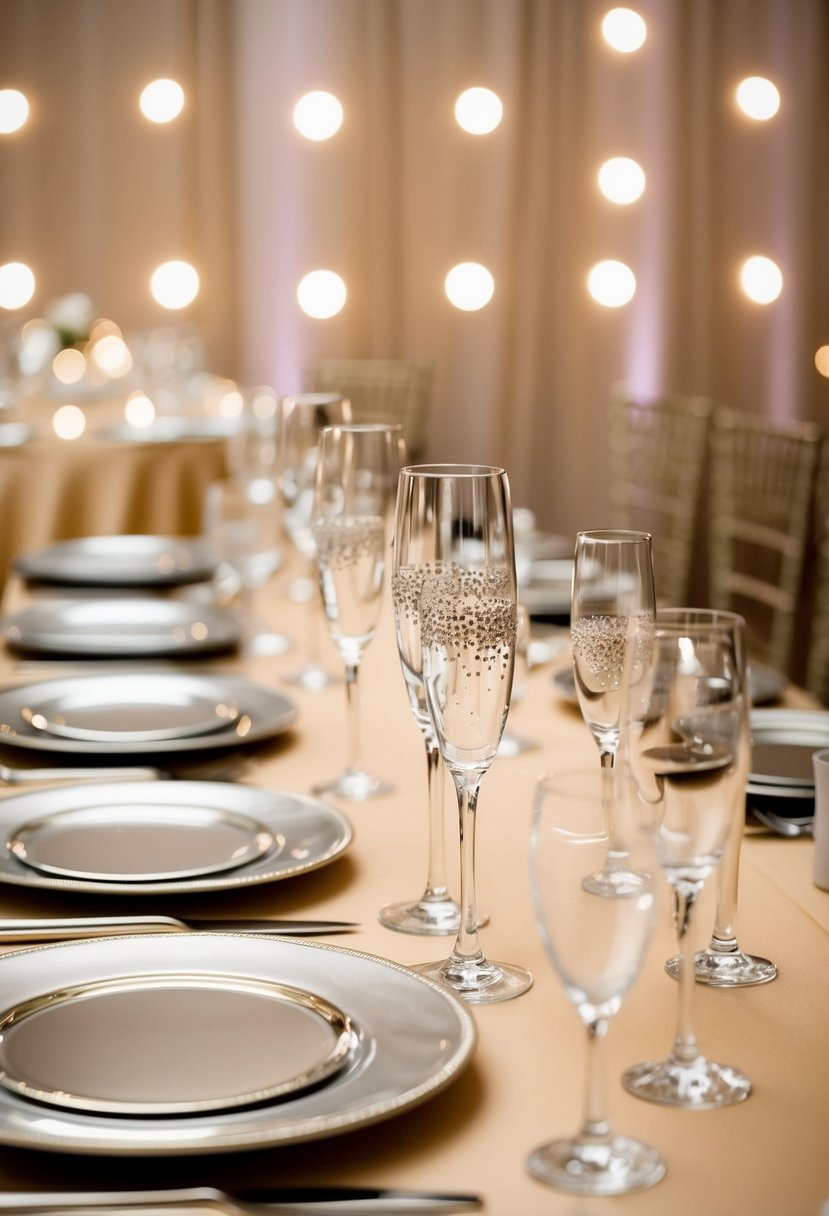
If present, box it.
[580,1017,612,1141]
[449,778,484,964]
[421,740,449,903]
[672,882,701,1065]
[344,663,362,774]
[708,796,742,953]
[599,749,625,868]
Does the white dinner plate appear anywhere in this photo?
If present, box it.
[2,598,241,659]
[14,535,219,588]
[101,416,240,444]
[747,708,829,800]
[0,781,352,894]
[0,934,476,1154]
[0,673,296,755]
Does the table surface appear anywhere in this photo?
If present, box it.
[0,562,825,1215]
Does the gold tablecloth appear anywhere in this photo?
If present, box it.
[0,570,825,1215]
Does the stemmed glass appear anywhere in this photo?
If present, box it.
[276,393,351,691]
[622,608,753,1109]
[570,530,656,896]
[311,423,405,801]
[412,464,532,1002]
[528,768,665,1196]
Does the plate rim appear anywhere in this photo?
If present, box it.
[13,535,219,588]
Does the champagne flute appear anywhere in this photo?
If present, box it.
[311,423,405,801]
[528,768,665,1196]
[571,530,655,896]
[622,608,753,1109]
[276,393,351,691]
[413,464,532,1002]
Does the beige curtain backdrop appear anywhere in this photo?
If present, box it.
[1,0,827,538]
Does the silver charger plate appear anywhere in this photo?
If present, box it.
[0,972,353,1117]
[3,598,242,659]
[747,708,829,801]
[13,535,219,588]
[0,673,296,755]
[0,781,352,894]
[0,934,476,1154]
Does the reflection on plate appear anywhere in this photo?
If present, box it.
[0,973,353,1117]
[0,673,296,755]
[8,801,276,883]
[3,599,241,659]
[14,535,219,588]
[0,782,351,894]
[0,934,475,1154]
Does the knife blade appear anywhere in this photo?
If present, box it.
[0,1184,483,1213]
[0,916,360,942]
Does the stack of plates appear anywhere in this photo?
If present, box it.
[747,708,829,813]
[0,933,475,1153]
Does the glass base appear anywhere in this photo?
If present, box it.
[414,956,532,1004]
[622,1056,751,1110]
[526,1134,666,1196]
[581,866,650,898]
[378,897,489,936]
[282,662,340,692]
[245,630,292,657]
[665,948,778,988]
[312,767,394,802]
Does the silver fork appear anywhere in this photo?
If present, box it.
[750,807,814,837]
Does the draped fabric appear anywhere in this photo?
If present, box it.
[1,0,827,537]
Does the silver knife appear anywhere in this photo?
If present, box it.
[0,916,360,941]
[0,1185,483,1213]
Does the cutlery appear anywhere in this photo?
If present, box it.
[0,763,163,784]
[0,1185,482,1213]
[0,916,360,941]
[750,807,814,837]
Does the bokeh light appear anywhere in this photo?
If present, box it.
[444,262,495,311]
[0,89,29,134]
[740,256,782,304]
[251,388,277,419]
[124,392,156,428]
[815,347,829,379]
[297,270,347,319]
[293,91,344,141]
[151,260,200,309]
[218,388,244,417]
[52,348,86,385]
[598,157,645,204]
[52,404,86,440]
[736,77,780,121]
[0,262,35,310]
[140,79,185,124]
[90,334,133,377]
[588,260,636,307]
[454,88,503,135]
[601,8,647,53]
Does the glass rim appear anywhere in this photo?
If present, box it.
[322,422,403,434]
[279,392,343,406]
[575,529,652,544]
[400,463,506,478]
[656,607,746,629]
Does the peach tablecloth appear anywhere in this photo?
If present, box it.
[0,569,825,1215]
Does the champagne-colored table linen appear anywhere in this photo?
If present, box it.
[0,398,228,592]
[0,572,825,1215]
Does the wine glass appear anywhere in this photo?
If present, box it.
[528,768,665,1196]
[276,393,351,691]
[622,608,753,1109]
[570,529,656,896]
[203,475,290,656]
[412,464,532,1002]
[379,467,465,935]
[311,423,405,801]
[497,605,537,756]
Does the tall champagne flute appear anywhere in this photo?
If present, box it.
[622,608,753,1109]
[414,465,532,1002]
[311,423,405,801]
[571,530,655,896]
[528,769,665,1196]
[276,393,351,691]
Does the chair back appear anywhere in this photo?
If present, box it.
[305,357,434,460]
[806,441,829,704]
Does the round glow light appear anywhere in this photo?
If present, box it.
[587,260,637,307]
[151,260,200,309]
[140,79,185,124]
[52,404,86,440]
[815,346,829,379]
[598,156,645,204]
[602,8,646,52]
[293,91,344,141]
[454,87,503,135]
[297,270,347,319]
[90,334,133,377]
[740,256,782,304]
[251,388,277,419]
[0,89,29,134]
[52,348,86,385]
[0,262,35,310]
[124,392,156,428]
[89,317,122,342]
[736,76,780,121]
[444,262,495,311]
[218,389,244,417]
